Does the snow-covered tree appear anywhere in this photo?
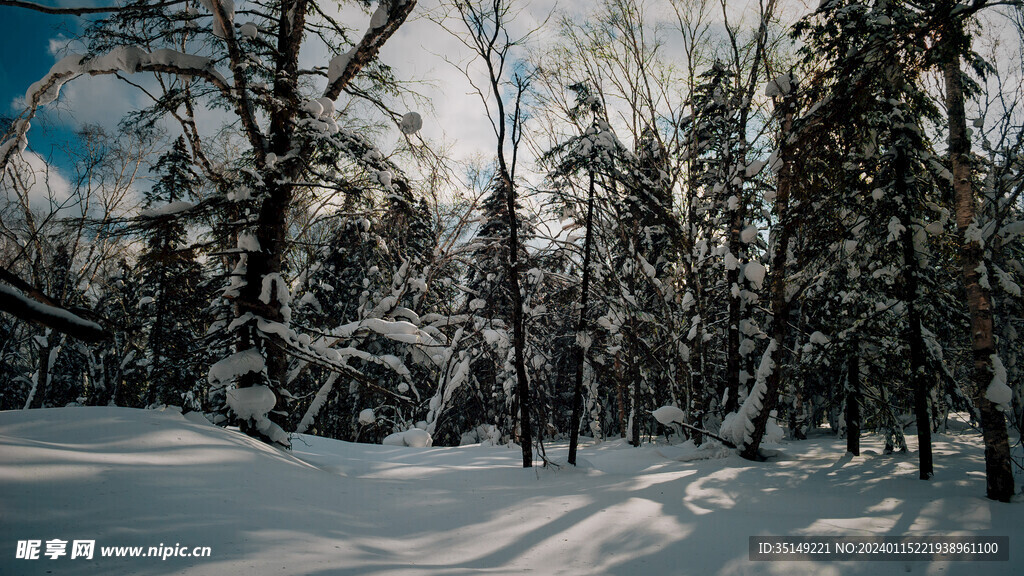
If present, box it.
[0,0,420,446]
[138,136,207,408]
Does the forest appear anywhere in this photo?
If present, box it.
[1,0,1021,507]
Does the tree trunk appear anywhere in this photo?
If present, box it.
[724,205,743,414]
[689,322,705,445]
[27,333,53,409]
[943,59,1014,501]
[503,173,532,466]
[684,178,706,444]
[569,171,596,465]
[631,342,642,447]
[146,245,169,406]
[900,213,933,479]
[894,145,933,479]
[232,0,308,444]
[846,338,860,456]
[614,354,627,437]
[740,89,797,461]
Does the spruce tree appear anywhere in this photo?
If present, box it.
[139,136,206,409]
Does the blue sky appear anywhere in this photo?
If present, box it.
[1,8,86,168]
[0,0,557,177]
[0,11,70,102]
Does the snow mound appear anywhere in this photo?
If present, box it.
[226,385,275,420]
[651,406,685,425]
[382,428,433,447]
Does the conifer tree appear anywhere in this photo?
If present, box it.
[139,136,206,408]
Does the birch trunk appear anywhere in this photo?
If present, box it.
[943,59,1014,501]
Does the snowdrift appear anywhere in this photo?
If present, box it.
[0,407,1019,575]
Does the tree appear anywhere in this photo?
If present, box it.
[1,0,419,446]
[1,123,149,408]
[540,85,632,462]
[938,7,1016,501]
[736,72,799,460]
[444,0,537,467]
[138,136,207,408]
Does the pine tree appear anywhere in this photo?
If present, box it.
[139,136,206,409]
[459,173,533,442]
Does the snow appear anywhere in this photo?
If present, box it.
[721,339,778,447]
[739,338,755,356]
[199,0,235,38]
[258,273,290,307]
[723,251,739,271]
[239,22,259,40]
[0,283,105,340]
[744,159,766,178]
[370,4,390,29]
[327,49,354,83]
[994,266,1021,297]
[207,348,265,386]
[651,405,685,425]
[765,73,795,97]
[575,330,592,350]
[382,427,433,447]
[24,53,87,107]
[332,317,440,348]
[21,48,227,119]
[400,111,423,134]
[999,220,1024,240]
[317,97,335,117]
[481,328,507,349]
[358,408,376,425]
[743,261,767,289]
[809,331,830,346]
[887,216,905,242]
[302,99,324,117]
[139,200,194,217]
[1,407,1018,575]
[985,355,1012,409]
[225,385,276,420]
[237,231,260,252]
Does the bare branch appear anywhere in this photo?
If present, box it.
[0,0,181,16]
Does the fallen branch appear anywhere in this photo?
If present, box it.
[677,421,737,449]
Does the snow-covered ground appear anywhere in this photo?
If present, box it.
[0,407,1019,575]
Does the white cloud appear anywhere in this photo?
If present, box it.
[2,149,73,213]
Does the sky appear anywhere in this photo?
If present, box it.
[0,0,546,184]
[0,8,83,164]
[2,0,1020,203]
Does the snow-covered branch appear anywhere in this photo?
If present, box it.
[322,0,418,101]
[0,0,181,16]
[0,283,108,343]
